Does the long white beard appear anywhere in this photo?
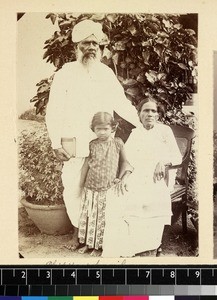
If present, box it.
[76,48,101,71]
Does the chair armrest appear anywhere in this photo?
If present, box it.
[167,163,183,170]
[165,163,183,187]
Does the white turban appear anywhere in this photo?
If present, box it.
[72,19,105,43]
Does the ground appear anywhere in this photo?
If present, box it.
[18,119,198,258]
[19,206,198,258]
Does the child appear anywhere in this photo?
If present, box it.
[78,112,133,256]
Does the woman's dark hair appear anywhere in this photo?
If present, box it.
[136,97,165,117]
[90,112,118,132]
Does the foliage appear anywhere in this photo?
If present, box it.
[30,76,54,115]
[31,13,197,119]
[28,12,198,216]
[19,108,45,123]
[18,124,64,205]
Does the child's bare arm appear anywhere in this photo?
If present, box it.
[118,146,133,180]
[113,146,133,196]
[79,157,89,188]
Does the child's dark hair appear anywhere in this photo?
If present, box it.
[91,112,118,132]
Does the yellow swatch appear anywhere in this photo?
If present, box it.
[73,297,99,300]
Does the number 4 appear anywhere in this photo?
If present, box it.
[71,271,76,278]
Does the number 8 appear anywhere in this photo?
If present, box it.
[170,271,175,278]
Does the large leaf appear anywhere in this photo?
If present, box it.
[129,67,141,77]
[59,20,72,29]
[154,44,164,57]
[174,24,182,30]
[157,31,169,38]
[62,39,69,47]
[142,50,150,64]
[121,79,137,86]
[112,53,119,65]
[43,50,50,60]
[157,73,167,81]
[50,14,57,25]
[90,14,105,21]
[30,96,38,103]
[145,70,158,84]
[58,13,66,19]
[162,19,172,29]
[114,41,125,51]
[141,40,152,47]
[128,24,137,36]
[125,87,139,97]
[54,57,60,68]
[185,29,196,36]
[185,43,196,50]
[36,79,48,87]
[106,14,118,23]
[102,47,112,60]
[137,73,146,83]
[177,63,188,70]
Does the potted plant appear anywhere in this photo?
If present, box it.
[18,122,73,235]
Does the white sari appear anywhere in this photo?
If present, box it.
[102,123,182,257]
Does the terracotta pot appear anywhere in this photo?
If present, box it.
[21,198,73,235]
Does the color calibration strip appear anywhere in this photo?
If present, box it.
[2,289,217,297]
[1,296,217,299]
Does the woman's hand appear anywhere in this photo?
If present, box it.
[113,177,129,197]
[153,161,166,183]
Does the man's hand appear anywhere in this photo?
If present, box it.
[153,161,165,183]
[54,148,71,161]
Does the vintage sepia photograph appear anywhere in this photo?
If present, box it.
[17,12,198,259]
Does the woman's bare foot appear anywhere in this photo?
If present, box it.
[90,249,102,257]
[78,245,89,254]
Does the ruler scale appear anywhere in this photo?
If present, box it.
[0,265,217,296]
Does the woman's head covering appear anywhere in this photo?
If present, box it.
[72,19,105,43]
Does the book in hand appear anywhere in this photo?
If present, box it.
[61,137,76,158]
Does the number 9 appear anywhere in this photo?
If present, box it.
[195,271,200,278]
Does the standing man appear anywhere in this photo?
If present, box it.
[46,19,139,250]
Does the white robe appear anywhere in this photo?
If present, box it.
[46,60,139,227]
[46,60,139,156]
[102,123,182,257]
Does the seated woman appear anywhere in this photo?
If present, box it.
[102,97,182,257]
